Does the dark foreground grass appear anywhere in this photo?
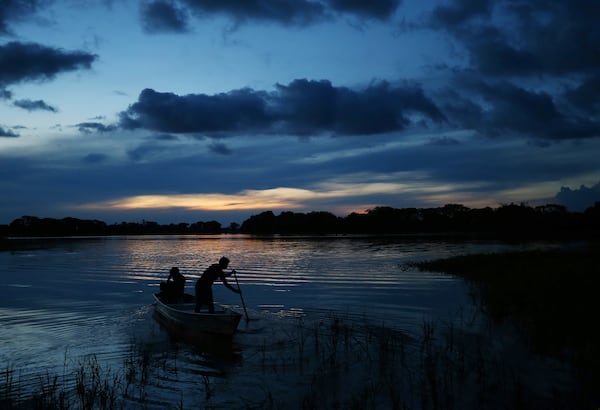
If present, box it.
[415,243,600,406]
[1,309,590,409]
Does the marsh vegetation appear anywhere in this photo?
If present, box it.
[415,244,600,408]
[2,296,593,409]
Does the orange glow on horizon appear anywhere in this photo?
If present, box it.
[76,180,498,214]
[77,187,333,212]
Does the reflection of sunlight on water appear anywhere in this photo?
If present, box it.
[0,235,532,407]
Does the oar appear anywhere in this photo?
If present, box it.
[232,270,250,322]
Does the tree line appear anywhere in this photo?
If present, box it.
[1,202,599,238]
[240,203,600,237]
[0,217,229,237]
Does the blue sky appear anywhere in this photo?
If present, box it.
[1,0,599,225]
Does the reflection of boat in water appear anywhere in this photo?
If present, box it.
[153,293,242,337]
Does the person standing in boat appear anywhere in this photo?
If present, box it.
[195,256,240,313]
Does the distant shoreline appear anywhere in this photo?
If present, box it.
[3,202,600,238]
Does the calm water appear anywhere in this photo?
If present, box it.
[0,235,543,407]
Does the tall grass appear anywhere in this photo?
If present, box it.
[239,309,578,409]
[415,247,599,360]
[414,244,600,408]
[0,310,583,409]
[1,343,154,409]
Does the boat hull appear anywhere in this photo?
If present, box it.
[153,293,242,336]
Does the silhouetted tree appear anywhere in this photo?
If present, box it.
[9,216,107,236]
[189,220,222,234]
[305,211,341,233]
[494,203,538,235]
[584,202,600,230]
[277,211,305,233]
[240,211,276,234]
[343,212,369,233]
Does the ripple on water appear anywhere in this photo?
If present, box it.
[1,235,518,406]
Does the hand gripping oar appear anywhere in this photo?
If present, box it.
[232,270,250,322]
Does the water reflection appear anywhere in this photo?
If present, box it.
[152,311,240,361]
[0,235,535,406]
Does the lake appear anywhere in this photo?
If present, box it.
[0,235,554,408]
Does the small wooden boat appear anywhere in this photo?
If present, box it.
[153,293,242,336]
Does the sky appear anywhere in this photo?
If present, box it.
[1,0,599,225]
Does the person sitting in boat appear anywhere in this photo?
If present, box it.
[160,267,186,303]
[195,256,240,313]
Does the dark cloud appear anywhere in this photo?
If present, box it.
[0,0,49,36]
[554,182,600,212]
[76,122,117,134]
[120,79,445,136]
[0,41,97,87]
[0,126,19,138]
[436,87,483,131]
[429,1,600,77]
[141,0,190,34]
[274,79,446,135]
[120,87,270,133]
[466,30,543,77]
[13,98,58,112]
[438,78,599,140]
[427,1,600,142]
[477,82,569,136]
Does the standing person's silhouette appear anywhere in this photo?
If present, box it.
[195,257,240,313]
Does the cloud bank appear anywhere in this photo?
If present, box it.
[0,41,96,85]
[0,0,49,35]
[119,79,446,136]
[427,0,599,140]
[141,0,191,34]
[119,77,598,141]
[0,41,97,102]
